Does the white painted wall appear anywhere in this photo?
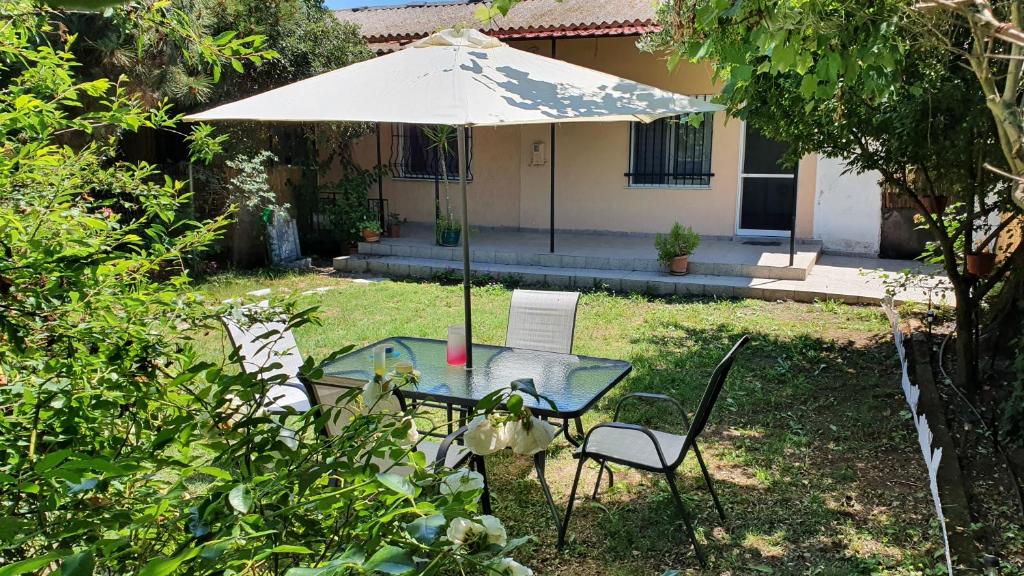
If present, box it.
[813,157,882,256]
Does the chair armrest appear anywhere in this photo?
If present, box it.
[581,422,670,469]
[613,392,690,430]
[433,424,470,472]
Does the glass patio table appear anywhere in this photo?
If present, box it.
[317,336,633,530]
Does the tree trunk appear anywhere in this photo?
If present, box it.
[954,294,979,391]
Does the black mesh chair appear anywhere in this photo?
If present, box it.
[558,336,750,567]
[301,378,492,513]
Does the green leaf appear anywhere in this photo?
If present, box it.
[231,59,245,74]
[376,473,417,497]
[799,75,818,99]
[59,551,94,576]
[772,43,796,72]
[228,484,253,513]
[138,547,199,576]
[270,545,314,554]
[0,552,67,576]
[196,466,232,481]
[405,513,446,544]
[363,546,414,575]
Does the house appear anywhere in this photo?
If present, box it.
[333,0,887,257]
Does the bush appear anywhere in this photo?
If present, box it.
[654,222,701,264]
[0,4,528,574]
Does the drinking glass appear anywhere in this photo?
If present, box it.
[447,325,466,366]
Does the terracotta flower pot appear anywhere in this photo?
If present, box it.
[966,252,995,276]
[669,255,689,275]
[389,224,401,238]
[919,195,948,215]
[362,229,381,243]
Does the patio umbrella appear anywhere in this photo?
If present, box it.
[187,28,722,369]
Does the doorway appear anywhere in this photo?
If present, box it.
[737,124,798,236]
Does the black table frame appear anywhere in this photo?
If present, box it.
[318,337,633,533]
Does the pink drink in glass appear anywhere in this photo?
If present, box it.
[447,325,466,366]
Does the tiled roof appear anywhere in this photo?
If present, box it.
[334,0,660,50]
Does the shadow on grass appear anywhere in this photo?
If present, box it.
[487,322,942,575]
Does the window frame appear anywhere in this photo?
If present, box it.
[625,98,715,189]
[391,124,473,182]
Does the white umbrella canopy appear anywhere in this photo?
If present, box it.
[187,28,723,370]
[186,28,722,126]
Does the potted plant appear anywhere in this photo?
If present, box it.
[424,125,462,247]
[966,249,996,276]
[437,213,462,247]
[655,222,701,275]
[387,212,405,238]
[361,218,383,243]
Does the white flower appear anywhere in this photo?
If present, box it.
[362,378,401,415]
[445,517,484,546]
[398,415,419,447]
[496,558,533,576]
[440,469,486,496]
[476,514,507,547]
[464,415,511,455]
[508,417,557,456]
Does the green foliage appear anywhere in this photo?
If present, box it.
[655,223,700,263]
[423,125,460,241]
[1003,339,1024,447]
[0,3,528,575]
[361,218,383,234]
[225,150,288,213]
[321,163,382,248]
[61,0,366,110]
[645,0,1024,390]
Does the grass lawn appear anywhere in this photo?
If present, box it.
[195,270,944,575]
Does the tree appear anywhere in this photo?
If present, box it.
[917,0,1024,212]
[60,0,370,110]
[642,0,1023,391]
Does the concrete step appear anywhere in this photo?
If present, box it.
[357,240,819,280]
[333,254,890,305]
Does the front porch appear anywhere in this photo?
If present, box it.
[334,224,948,305]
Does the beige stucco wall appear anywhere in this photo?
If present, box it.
[347,36,816,237]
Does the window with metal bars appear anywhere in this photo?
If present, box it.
[626,108,714,188]
[391,124,473,180]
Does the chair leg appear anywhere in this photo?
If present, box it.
[591,462,605,499]
[591,461,613,499]
[665,471,707,568]
[692,442,725,521]
[559,455,587,550]
[475,455,492,514]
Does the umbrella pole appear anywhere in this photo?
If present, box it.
[550,38,557,254]
[376,123,385,231]
[457,125,473,370]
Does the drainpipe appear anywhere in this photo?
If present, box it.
[550,37,556,254]
[789,162,800,266]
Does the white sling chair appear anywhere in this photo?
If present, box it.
[505,289,581,355]
[221,305,312,414]
[505,289,583,438]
